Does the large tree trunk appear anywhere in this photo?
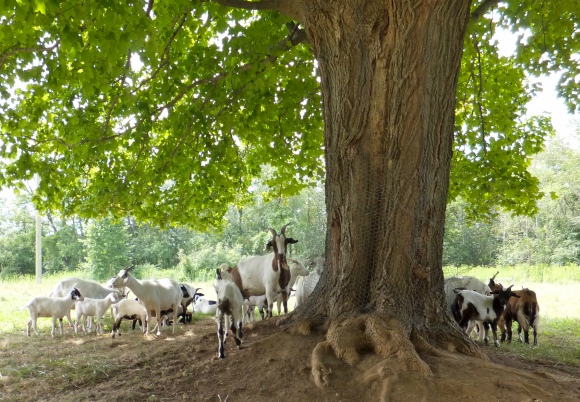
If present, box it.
[285,0,484,393]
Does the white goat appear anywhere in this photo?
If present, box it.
[214,269,244,359]
[75,293,120,334]
[25,288,84,337]
[110,266,183,336]
[243,295,268,323]
[193,297,218,315]
[293,257,325,308]
[225,223,298,318]
[50,277,124,327]
[111,298,148,338]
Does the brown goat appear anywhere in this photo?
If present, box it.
[488,274,540,345]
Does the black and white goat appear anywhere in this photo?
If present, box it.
[452,285,519,346]
[193,296,218,315]
[25,288,84,337]
[111,298,147,339]
[214,268,244,359]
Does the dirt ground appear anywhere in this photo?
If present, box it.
[1,317,579,402]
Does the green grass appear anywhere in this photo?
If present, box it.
[491,317,580,366]
[443,264,580,283]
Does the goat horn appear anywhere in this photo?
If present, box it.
[490,271,499,281]
[280,223,290,235]
[269,228,277,237]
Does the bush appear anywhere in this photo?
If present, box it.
[177,243,243,282]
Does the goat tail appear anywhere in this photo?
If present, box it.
[530,302,540,330]
[517,302,531,331]
[218,299,233,316]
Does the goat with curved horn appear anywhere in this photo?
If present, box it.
[226,225,299,318]
[280,223,290,235]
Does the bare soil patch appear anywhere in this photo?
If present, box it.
[1,318,579,402]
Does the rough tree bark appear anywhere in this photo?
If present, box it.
[285,0,487,393]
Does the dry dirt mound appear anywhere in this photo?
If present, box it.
[2,318,579,402]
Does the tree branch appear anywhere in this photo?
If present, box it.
[0,41,60,70]
[205,0,281,12]
[471,0,501,21]
[204,0,303,21]
[154,22,307,115]
[133,12,188,93]
[145,0,154,16]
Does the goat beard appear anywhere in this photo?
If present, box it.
[280,259,290,271]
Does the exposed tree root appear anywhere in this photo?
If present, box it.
[432,325,488,360]
[307,313,495,402]
[310,314,432,401]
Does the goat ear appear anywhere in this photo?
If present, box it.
[511,292,520,298]
[216,268,222,280]
[453,287,464,294]
[286,238,298,244]
[265,241,273,251]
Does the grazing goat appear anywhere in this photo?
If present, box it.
[488,275,540,345]
[25,288,84,337]
[274,259,309,315]
[225,223,298,318]
[49,277,124,327]
[75,293,120,334]
[445,276,491,342]
[452,285,519,346]
[214,268,244,359]
[111,298,148,339]
[110,266,183,336]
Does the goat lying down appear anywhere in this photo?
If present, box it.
[452,285,519,347]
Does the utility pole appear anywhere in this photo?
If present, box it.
[35,175,42,284]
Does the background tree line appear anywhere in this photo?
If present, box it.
[1,133,579,281]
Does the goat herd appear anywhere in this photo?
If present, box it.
[445,272,541,347]
[24,224,320,358]
[23,224,540,359]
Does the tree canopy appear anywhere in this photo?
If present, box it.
[1,0,577,226]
